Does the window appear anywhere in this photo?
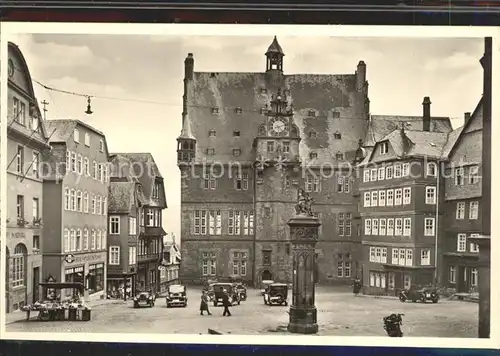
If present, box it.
[76,229,82,251]
[456,202,465,219]
[211,107,219,115]
[387,219,394,236]
[309,131,317,138]
[64,188,70,210]
[403,274,411,289]
[19,102,26,125]
[370,169,377,181]
[457,234,467,252]
[84,133,90,146]
[335,152,344,160]
[394,189,402,205]
[405,249,413,266]
[76,191,83,212]
[12,244,27,287]
[402,163,410,177]
[424,218,435,236]
[83,192,89,213]
[16,195,24,220]
[32,198,39,220]
[386,190,394,206]
[99,139,104,152]
[231,252,248,276]
[70,189,76,211]
[454,167,464,185]
[71,152,77,172]
[469,201,479,220]
[201,252,217,276]
[32,152,39,178]
[394,164,402,178]
[403,218,411,236]
[378,219,386,235]
[91,230,96,250]
[380,142,388,154]
[91,194,96,214]
[449,266,456,283]
[83,229,89,250]
[363,170,370,182]
[379,190,386,206]
[92,161,97,179]
[395,219,403,236]
[391,249,398,264]
[310,152,318,159]
[96,196,102,215]
[194,210,208,235]
[204,173,217,190]
[283,141,290,153]
[109,246,120,265]
[471,268,478,286]
[421,249,431,266]
[336,176,344,192]
[233,130,240,137]
[345,213,352,236]
[305,174,320,192]
[337,261,344,277]
[16,145,24,174]
[33,235,40,251]
[243,211,254,235]
[129,246,137,265]
[364,192,371,207]
[63,229,70,252]
[427,162,437,177]
[208,210,222,235]
[469,165,479,184]
[403,187,411,205]
[386,166,393,179]
[267,141,275,152]
[371,191,378,206]
[70,229,76,252]
[235,107,243,115]
[364,219,371,235]
[369,247,387,263]
[425,186,436,204]
[263,250,271,265]
[109,216,120,234]
[377,167,385,180]
[338,213,345,236]
[74,129,80,143]
[372,219,379,235]
[369,272,386,288]
[129,217,137,235]
[470,234,480,253]
[233,148,241,156]
[96,230,102,250]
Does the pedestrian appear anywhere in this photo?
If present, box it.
[200,290,212,316]
[222,289,232,317]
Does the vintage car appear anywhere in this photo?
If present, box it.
[211,282,240,306]
[166,284,188,307]
[233,283,247,301]
[259,280,275,296]
[263,283,288,306]
[133,290,156,308]
[399,286,439,303]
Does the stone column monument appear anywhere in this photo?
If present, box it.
[287,189,320,334]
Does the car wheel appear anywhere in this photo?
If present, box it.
[420,296,426,303]
[264,298,267,305]
[214,301,217,307]
[432,298,438,304]
[398,295,406,302]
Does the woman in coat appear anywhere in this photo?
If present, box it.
[200,290,212,315]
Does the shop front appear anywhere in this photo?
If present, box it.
[442,254,479,293]
[107,274,136,300]
[61,251,107,300]
[137,261,160,293]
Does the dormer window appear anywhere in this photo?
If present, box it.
[235,107,243,115]
[233,148,241,156]
[206,148,216,155]
[334,132,342,140]
[211,107,219,115]
[309,152,318,160]
[208,129,216,137]
[380,142,389,155]
[309,131,317,139]
[261,88,268,94]
[336,152,344,160]
[74,129,80,143]
[308,110,316,117]
[332,110,340,118]
[233,130,240,137]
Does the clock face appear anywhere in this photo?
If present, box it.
[8,59,14,78]
[273,120,285,133]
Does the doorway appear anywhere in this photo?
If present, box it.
[32,267,40,303]
[261,270,273,281]
[457,266,471,293]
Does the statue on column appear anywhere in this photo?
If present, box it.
[295,189,315,216]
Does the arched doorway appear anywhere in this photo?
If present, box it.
[13,243,27,309]
[261,269,273,281]
[5,247,10,313]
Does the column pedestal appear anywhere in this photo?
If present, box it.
[287,306,318,334]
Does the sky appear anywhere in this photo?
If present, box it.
[6,33,485,244]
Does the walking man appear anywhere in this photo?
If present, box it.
[200,290,212,316]
[222,289,232,317]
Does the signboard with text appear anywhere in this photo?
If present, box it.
[65,252,105,265]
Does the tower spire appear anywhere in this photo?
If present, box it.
[265,36,285,72]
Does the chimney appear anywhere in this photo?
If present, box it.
[422,96,431,132]
[464,112,471,125]
[184,53,194,80]
[356,60,366,92]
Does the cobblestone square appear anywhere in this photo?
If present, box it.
[6,287,478,337]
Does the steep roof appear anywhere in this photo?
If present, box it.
[266,36,285,56]
[363,115,453,147]
[45,119,106,143]
[108,181,141,213]
[109,152,166,208]
[187,71,369,165]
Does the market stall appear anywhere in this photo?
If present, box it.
[21,282,92,322]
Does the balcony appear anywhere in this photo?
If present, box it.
[138,253,161,263]
[144,226,165,237]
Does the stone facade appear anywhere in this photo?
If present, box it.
[5,42,51,312]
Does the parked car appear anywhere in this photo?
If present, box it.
[263,283,288,306]
[133,290,156,308]
[233,283,247,301]
[166,284,188,307]
[399,287,439,303]
[259,280,275,296]
[211,282,240,306]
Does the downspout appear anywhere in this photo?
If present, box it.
[434,160,440,286]
[252,163,257,288]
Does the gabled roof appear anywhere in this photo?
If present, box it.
[45,119,106,143]
[108,181,144,214]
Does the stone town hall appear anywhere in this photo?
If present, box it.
[177,37,454,287]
